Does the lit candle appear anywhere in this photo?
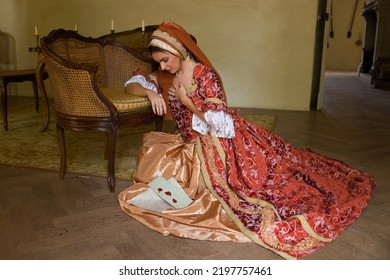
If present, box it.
[111,20,114,31]
[142,20,145,32]
[74,24,78,31]
[34,26,38,36]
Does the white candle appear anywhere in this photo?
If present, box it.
[111,20,114,31]
[142,20,145,32]
[34,26,38,36]
[74,24,78,31]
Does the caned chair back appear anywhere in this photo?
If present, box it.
[39,29,161,192]
[42,50,111,117]
[102,44,151,87]
[40,29,154,117]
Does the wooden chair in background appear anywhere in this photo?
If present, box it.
[39,29,162,192]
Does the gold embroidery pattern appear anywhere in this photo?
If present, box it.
[149,41,182,58]
[204,98,226,104]
[185,79,198,94]
[259,207,320,252]
[195,136,294,259]
[150,30,188,59]
[203,134,263,215]
[200,134,322,254]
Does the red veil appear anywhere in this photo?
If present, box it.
[149,21,226,118]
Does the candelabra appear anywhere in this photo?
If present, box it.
[29,34,40,53]
[110,29,115,42]
[141,28,151,58]
[141,30,145,48]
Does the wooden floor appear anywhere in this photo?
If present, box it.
[0,72,389,260]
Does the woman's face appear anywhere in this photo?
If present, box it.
[152,51,181,74]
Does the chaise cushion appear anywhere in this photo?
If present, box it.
[99,87,151,112]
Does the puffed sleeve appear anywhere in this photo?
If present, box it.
[191,65,235,138]
[192,65,227,112]
[124,68,161,95]
[192,110,235,138]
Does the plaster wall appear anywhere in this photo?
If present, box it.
[325,0,366,71]
[0,0,319,111]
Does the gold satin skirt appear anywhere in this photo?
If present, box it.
[118,131,250,243]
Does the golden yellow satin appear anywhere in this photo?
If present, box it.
[118,131,250,242]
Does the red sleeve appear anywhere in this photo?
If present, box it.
[192,64,227,112]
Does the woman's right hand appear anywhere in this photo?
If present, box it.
[147,90,167,116]
[168,85,177,100]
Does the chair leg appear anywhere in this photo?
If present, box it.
[56,124,66,180]
[104,133,108,160]
[32,79,39,112]
[106,129,118,193]
[1,80,8,131]
[36,58,50,132]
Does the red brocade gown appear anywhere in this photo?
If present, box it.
[118,64,374,259]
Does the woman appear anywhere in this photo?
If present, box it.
[118,21,374,259]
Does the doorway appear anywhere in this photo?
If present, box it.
[310,0,328,110]
[359,9,377,74]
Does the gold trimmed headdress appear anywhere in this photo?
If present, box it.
[149,21,227,119]
[149,29,188,60]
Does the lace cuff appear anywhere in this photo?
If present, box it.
[192,114,210,135]
[192,110,235,139]
[124,75,158,94]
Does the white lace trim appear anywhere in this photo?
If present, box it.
[192,114,210,135]
[192,110,235,139]
[124,75,158,94]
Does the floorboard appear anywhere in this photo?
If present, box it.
[0,71,389,260]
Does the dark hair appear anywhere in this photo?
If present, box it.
[148,44,198,71]
[148,45,197,63]
[148,45,164,71]
[148,45,165,54]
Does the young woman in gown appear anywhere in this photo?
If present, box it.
[118,21,374,259]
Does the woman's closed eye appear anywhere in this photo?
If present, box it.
[160,57,169,64]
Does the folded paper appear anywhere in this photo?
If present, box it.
[148,176,193,209]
